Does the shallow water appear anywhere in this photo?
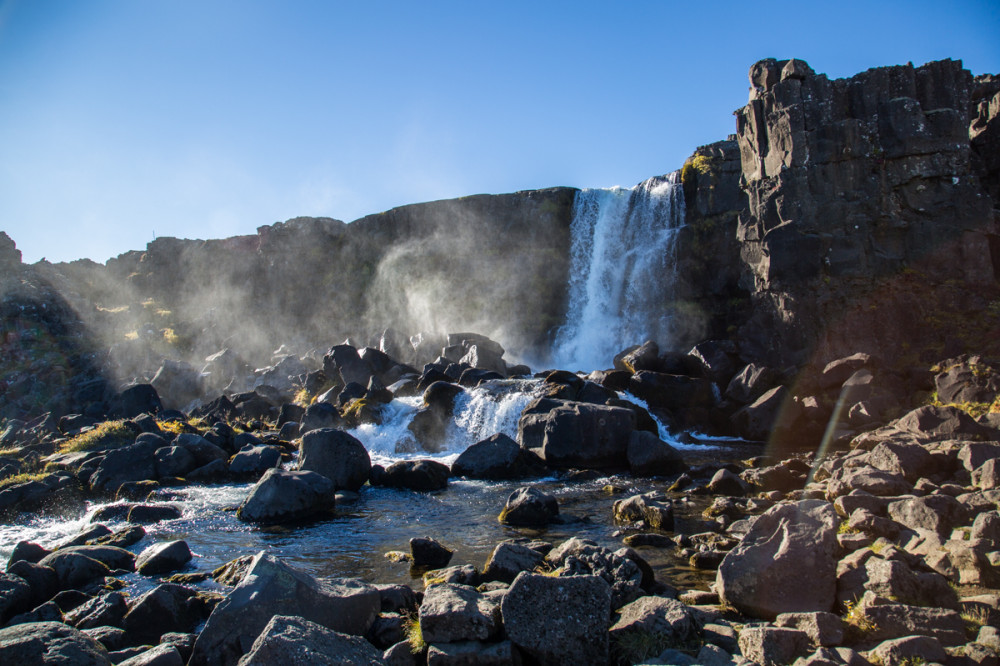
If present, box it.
[0,380,761,596]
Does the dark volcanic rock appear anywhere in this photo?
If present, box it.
[518,399,636,468]
[297,428,371,492]
[373,459,449,491]
[498,486,559,527]
[0,620,112,665]
[237,468,335,524]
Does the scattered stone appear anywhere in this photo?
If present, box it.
[418,583,500,643]
[409,537,453,570]
[235,614,383,666]
[481,542,545,584]
[738,626,812,666]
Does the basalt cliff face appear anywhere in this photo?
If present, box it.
[4,57,1000,420]
[732,58,1000,371]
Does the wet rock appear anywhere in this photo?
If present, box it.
[237,468,335,524]
[55,524,113,550]
[626,430,686,477]
[498,486,558,526]
[136,540,193,576]
[612,492,674,530]
[518,399,637,468]
[127,503,182,525]
[189,552,379,666]
[154,446,198,478]
[65,590,128,629]
[0,620,112,665]
[450,433,540,480]
[236,614,383,665]
[375,459,449,491]
[707,468,750,496]
[717,500,839,619]
[423,564,480,587]
[738,626,812,666]
[37,550,111,590]
[228,444,281,478]
[82,625,126,652]
[409,537,453,570]
[6,540,49,568]
[89,440,158,494]
[0,573,32,624]
[7,560,57,608]
[300,402,342,435]
[123,583,217,648]
[501,572,611,666]
[482,542,545,584]
[297,428,371,492]
[419,583,500,643]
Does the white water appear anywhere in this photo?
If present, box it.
[349,379,547,466]
[552,173,686,371]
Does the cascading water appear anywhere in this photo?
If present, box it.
[552,172,686,371]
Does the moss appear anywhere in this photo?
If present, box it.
[61,420,135,453]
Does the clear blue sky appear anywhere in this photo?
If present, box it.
[1,0,998,264]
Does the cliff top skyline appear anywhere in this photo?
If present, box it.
[1,0,998,265]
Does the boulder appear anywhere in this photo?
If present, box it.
[825,466,913,500]
[123,583,215,646]
[544,538,645,609]
[498,486,558,526]
[298,428,371,492]
[973,458,1000,490]
[116,384,163,418]
[450,434,536,480]
[707,468,750,496]
[236,468,335,524]
[228,445,281,477]
[409,537,453,570]
[731,386,789,441]
[887,495,968,538]
[419,583,500,643]
[612,492,674,530]
[482,542,545,584]
[37,551,111,590]
[375,459,449,491]
[0,621,112,665]
[235,615,383,666]
[127,504,183,524]
[867,441,936,483]
[501,572,611,666]
[188,552,379,666]
[136,540,193,576]
[774,611,845,647]
[868,635,947,666]
[116,644,184,666]
[725,363,778,404]
[0,573,32,624]
[300,402,342,435]
[716,500,840,619]
[89,441,158,494]
[859,602,967,646]
[65,591,128,630]
[628,371,716,415]
[424,640,518,665]
[154,446,198,478]
[626,430,686,477]
[517,400,636,468]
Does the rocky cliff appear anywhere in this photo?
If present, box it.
[731,58,999,371]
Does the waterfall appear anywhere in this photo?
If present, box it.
[551,172,686,371]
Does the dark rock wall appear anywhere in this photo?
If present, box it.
[732,58,1000,369]
[61,188,576,367]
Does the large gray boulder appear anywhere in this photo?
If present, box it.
[716,499,840,619]
[498,486,558,526]
[89,441,157,494]
[189,552,379,666]
[236,468,334,524]
[418,583,500,643]
[122,583,209,646]
[608,596,701,662]
[0,620,112,665]
[235,615,383,666]
[297,428,371,492]
[518,400,636,468]
[501,572,612,666]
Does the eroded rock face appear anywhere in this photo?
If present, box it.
[717,499,840,619]
[734,58,999,368]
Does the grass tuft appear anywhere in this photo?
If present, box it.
[61,420,135,453]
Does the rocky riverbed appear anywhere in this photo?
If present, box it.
[1,335,999,665]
